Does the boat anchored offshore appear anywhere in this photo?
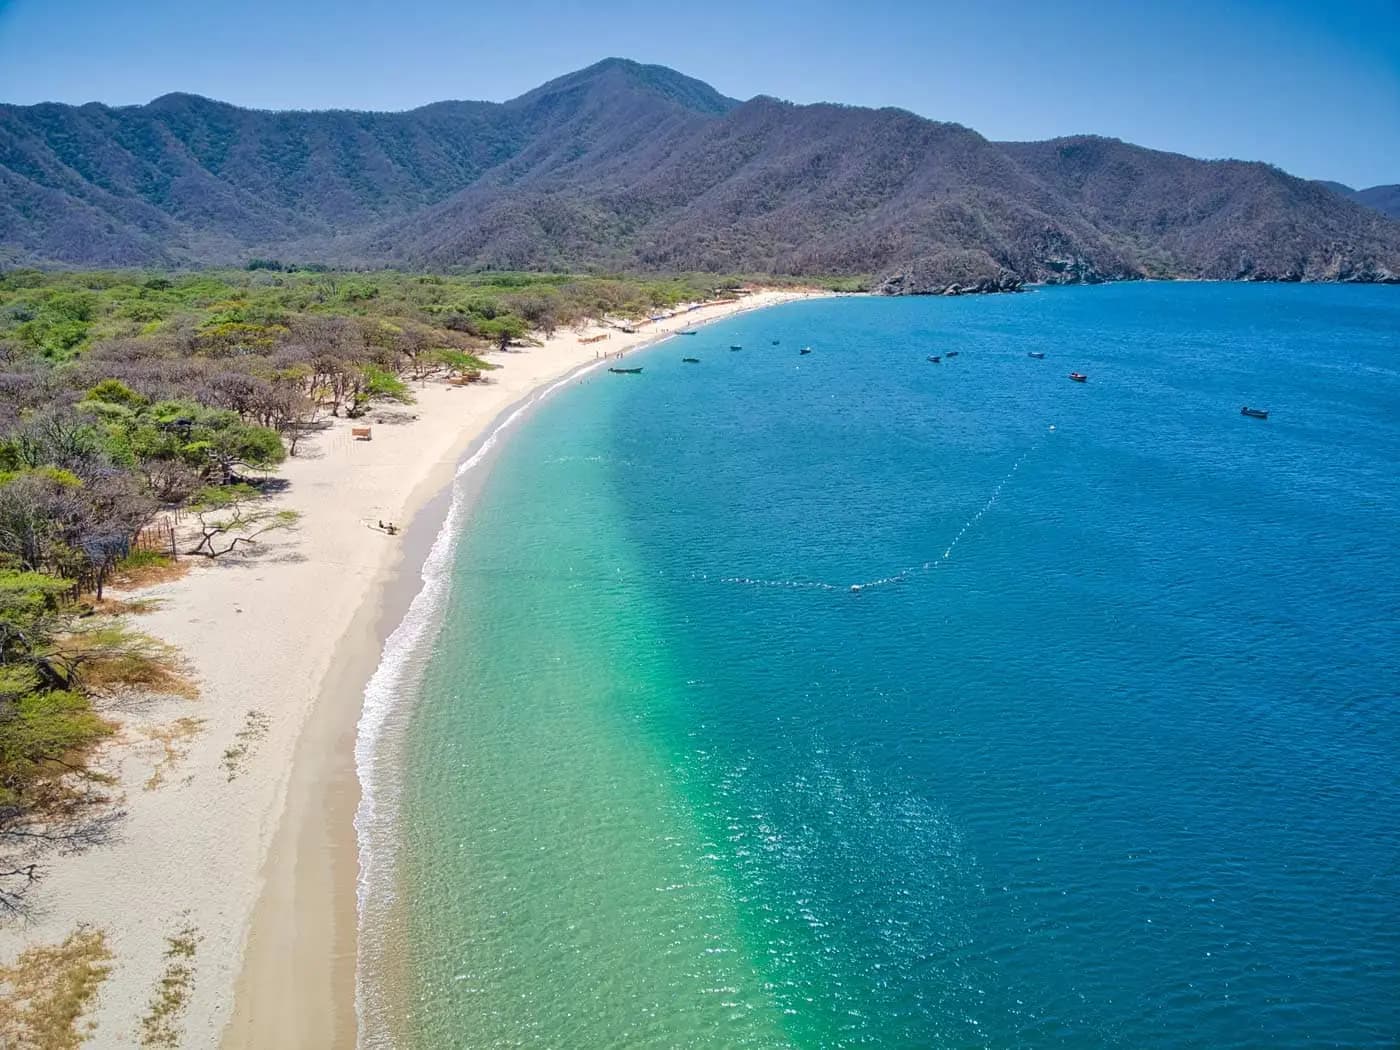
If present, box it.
[729,344,743,351]
[1028,352,1046,359]
[682,357,700,364]
[800,347,812,355]
[609,367,643,375]
[928,355,941,363]
[1241,406,1269,419]
[945,351,960,358]
[1069,372,1087,382]
[679,329,698,336]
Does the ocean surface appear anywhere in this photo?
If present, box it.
[358,283,1400,1049]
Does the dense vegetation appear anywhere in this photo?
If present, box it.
[0,266,738,910]
[3,59,1398,288]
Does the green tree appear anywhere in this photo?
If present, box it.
[349,365,413,417]
[476,315,529,352]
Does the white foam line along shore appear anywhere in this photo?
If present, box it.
[352,357,620,1048]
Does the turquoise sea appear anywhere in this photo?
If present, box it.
[358,283,1400,1049]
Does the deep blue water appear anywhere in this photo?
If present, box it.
[388,283,1400,1048]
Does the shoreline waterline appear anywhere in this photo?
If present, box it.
[221,291,829,1050]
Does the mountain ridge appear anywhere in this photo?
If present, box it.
[2,60,1397,290]
[1316,180,1400,220]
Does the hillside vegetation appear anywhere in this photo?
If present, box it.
[2,60,1397,291]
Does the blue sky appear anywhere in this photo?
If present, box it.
[0,0,1396,187]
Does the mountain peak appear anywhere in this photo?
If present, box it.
[143,91,235,114]
[510,58,738,116]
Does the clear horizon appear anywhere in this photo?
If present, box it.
[0,0,1396,188]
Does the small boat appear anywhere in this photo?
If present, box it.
[945,351,960,358]
[1068,372,1087,382]
[800,347,812,355]
[729,344,743,351]
[1241,406,1269,419]
[771,339,780,345]
[927,355,941,364]
[682,357,700,364]
[1028,352,1045,359]
[608,367,643,375]
[679,330,698,336]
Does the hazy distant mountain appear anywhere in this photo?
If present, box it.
[1353,185,1400,220]
[3,58,1398,290]
[1315,180,1400,221]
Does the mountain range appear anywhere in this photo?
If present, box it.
[2,58,1397,292]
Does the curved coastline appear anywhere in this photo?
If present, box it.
[222,290,827,1050]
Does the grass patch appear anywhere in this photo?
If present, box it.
[143,717,206,791]
[0,927,113,1050]
[92,595,165,616]
[221,709,270,781]
[138,922,199,1048]
[106,551,188,591]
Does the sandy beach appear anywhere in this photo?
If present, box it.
[0,289,825,1049]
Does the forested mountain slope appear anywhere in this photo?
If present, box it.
[3,59,1397,290]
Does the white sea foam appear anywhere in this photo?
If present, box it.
[353,359,608,1048]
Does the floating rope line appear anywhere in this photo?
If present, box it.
[717,426,1054,595]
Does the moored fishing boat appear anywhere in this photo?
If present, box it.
[800,347,812,355]
[1241,406,1269,419]
[609,367,643,374]
[1028,351,1045,359]
[682,357,700,363]
[679,329,698,336]
[927,355,941,363]
[729,344,743,351]
[1069,372,1087,382]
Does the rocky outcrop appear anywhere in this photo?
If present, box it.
[878,250,1024,296]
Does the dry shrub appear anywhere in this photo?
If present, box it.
[0,927,113,1050]
[57,622,198,701]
